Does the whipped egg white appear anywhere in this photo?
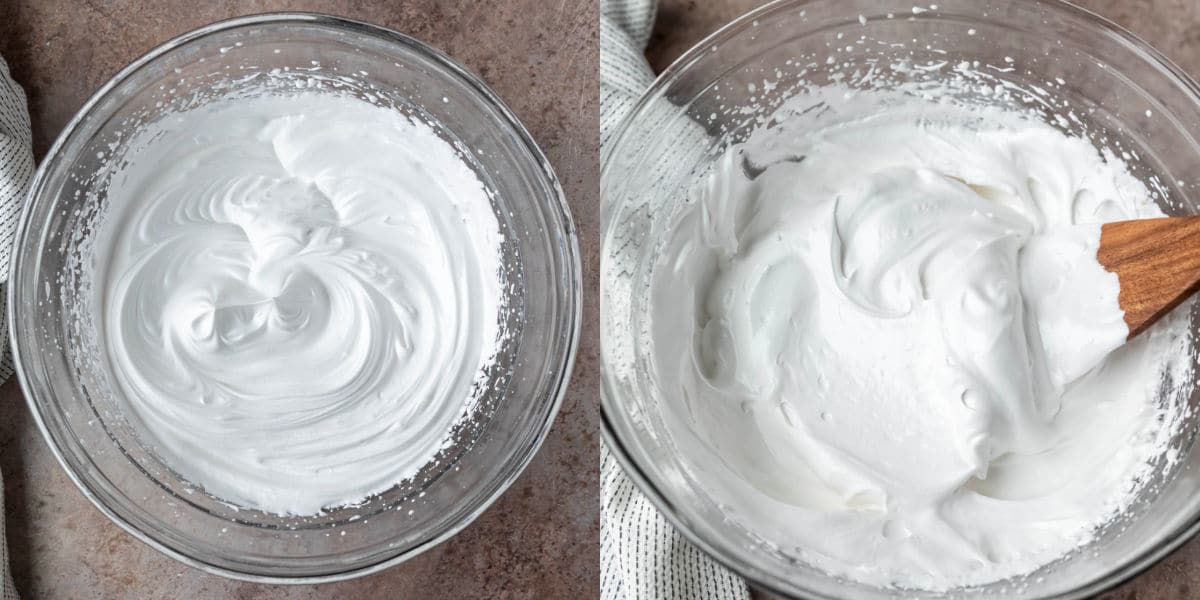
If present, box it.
[94,93,504,516]
[647,87,1190,589]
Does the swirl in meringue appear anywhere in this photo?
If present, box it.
[94,93,503,515]
[647,86,1191,589]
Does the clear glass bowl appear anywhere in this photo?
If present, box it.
[601,0,1200,598]
[11,13,580,583]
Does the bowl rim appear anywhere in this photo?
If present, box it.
[599,0,1200,598]
[9,10,582,584]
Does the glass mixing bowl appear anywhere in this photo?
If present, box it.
[10,13,580,582]
[601,0,1200,598]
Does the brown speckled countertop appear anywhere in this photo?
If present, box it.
[0,1,597,598]
[646,2,1200,600]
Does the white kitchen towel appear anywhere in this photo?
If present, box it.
[0,54,32,600]
[599,2,750,599]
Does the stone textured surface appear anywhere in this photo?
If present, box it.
[0,1,597,599]
[645,2,1200,600]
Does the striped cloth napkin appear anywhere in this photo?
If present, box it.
[0,54,33,600]
[599,1,750,599]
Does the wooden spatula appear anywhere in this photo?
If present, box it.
[1097,216,1200,339]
